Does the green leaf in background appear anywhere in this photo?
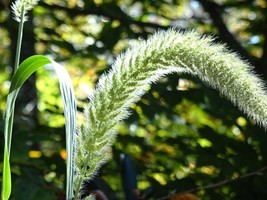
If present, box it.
[2,55,76,200]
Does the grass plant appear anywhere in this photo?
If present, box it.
[73,29,267,199]
[1,1,76,200]
[1,1,267,200]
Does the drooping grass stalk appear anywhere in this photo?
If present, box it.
[74,29,267,197]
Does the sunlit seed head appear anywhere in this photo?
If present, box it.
[11,0,39,22]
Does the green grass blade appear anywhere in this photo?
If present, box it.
[2,55,76,200]
[9,55,51,93]
[2,147,11,200]
[49,60,76,200]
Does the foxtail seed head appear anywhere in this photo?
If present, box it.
[11,0,39,22]
[74,29,267,196]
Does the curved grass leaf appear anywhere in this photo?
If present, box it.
[9,55,51,93]
[2,55,76,200]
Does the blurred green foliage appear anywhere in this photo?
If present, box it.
[1,0,267,199]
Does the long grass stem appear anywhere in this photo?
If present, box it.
[5,6,25,159]
[14,7,25,71]
[1,7,26,200]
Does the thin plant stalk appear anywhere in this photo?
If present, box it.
[2,1,76,199]
[5,4,25,159]
[14,6,25,71]
[2,8,26,200]
[5,3,25,171]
